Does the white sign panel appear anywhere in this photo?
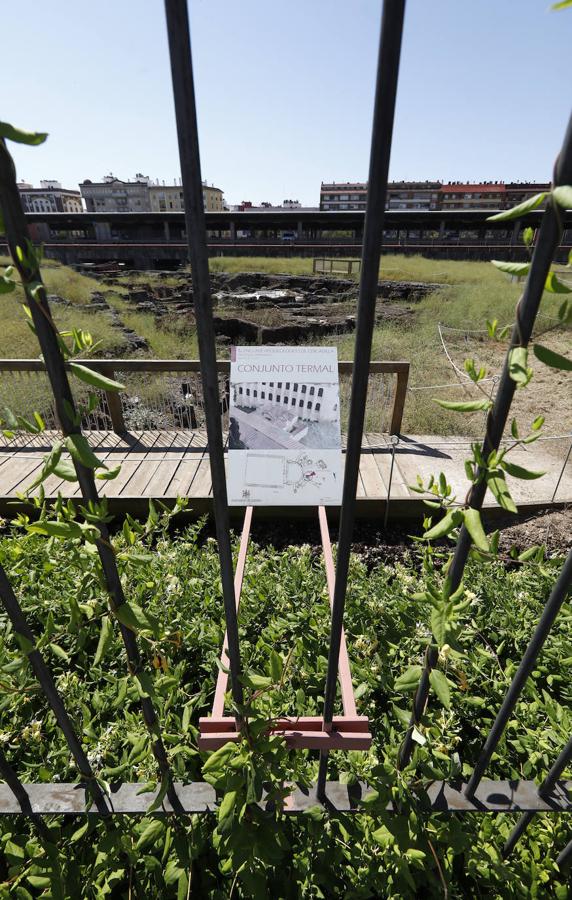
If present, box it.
[228,346,343,506]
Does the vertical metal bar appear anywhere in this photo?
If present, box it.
[318,0,406,796]
[447,112,572,596]
[465,549,572,798]
[397,645,438,769]
[0,566,108,812]
[0,140,175,794]
[503,734,572,857]
[164,0,242,707]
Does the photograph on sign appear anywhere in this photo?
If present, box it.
[228,346,342,505]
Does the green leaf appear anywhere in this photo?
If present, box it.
[423,509,459,541]
[269,649,283,682]
[218,789,237,824]
[545,271,572,293]
[27,520,83,539]
[462,508,489,552]
[53,459,78,481]
[501,460,544,480]
[429,669,451,708]
[146,776,171,815]
[491,260,531,276]
[435,398,492,412]
[135,819,165,851]
[552,0,572,8]
[533,343,572,371]
[522,226,534,248]
[431,601,453,646]
[49,642,70,662]
[0,121,48,145]
[203,742,236,775]
[68,363,125,393]
[508,347,532,388]
[394,665,422,693]
[65,434,105,470]
[486,469,517,513]
[96,465,121,481]
[114,602,153,634]
[487,193,546,221]
[94,616,114,665]
[242,671,273,690]
[552,185,572,209]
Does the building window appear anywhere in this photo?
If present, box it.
[276,395,280,403]
[277,382,282,388]
[269,393,273,401]
[308,401,313,410]
[269,382,274,387]
[283,396,288,404]
[261,391,265,399]
[299,399,303,408]
[239,386,243,394]
[318,388,323,397]
[246,389,250,396]
[285,382,290,389]
[315,402,321,412]
[293,383,298,391]
[310,386,315,395]
[253,390,257,398]
[291,398,296,406]
[301,385,306,394]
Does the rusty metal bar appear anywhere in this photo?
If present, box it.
[0,139,175,795]
[317,0,407,797]
[503,733,572,857]
[211,506,253,719]
[165,0,243,707]
[318,506,357,718]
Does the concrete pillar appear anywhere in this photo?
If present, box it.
[297,220,303,240]
[163,221,171,241]
[438,219,446,239]
[94,222,112,241]
[229,221,236,241]
[511,220,521,246]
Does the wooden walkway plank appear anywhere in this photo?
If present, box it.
[363,433,410,499]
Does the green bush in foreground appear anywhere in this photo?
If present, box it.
[0,516,571,898]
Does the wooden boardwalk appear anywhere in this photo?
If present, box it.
[0,430,570,517]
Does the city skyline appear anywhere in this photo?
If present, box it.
[3,1,570,207]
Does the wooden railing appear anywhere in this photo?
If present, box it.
[0,358,410,436]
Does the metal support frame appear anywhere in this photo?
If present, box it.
[317,0,406,797]
[198,507,371,751]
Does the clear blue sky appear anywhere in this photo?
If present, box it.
[3,1,570,207]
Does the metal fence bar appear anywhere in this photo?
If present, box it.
[503,734,572,857]
[317,0,406,797]
[0,566,108,813]
[0,140,176,798]
[465,549,572,798]
[165,0,243,708]
[448,111,572,596]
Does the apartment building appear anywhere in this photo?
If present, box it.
[149,181,224,212]
[18,180,83,213]
[80,174,151,212]
[320,180,550,212]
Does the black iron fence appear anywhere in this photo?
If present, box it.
[0,0,571,876]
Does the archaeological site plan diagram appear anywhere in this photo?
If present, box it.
[228,346,342,505]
